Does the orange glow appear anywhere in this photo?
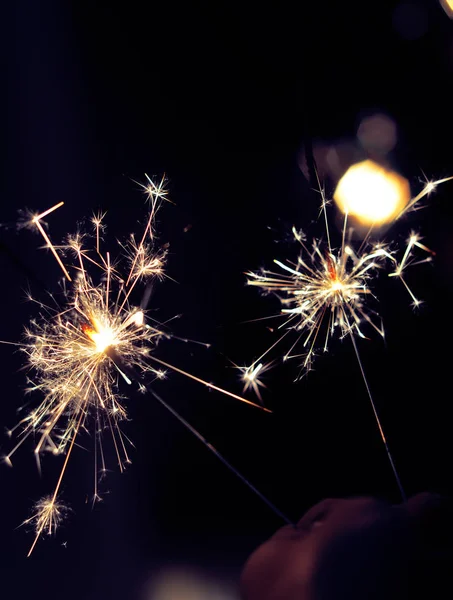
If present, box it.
[334,160,410,226]
[83,318,116,353]
[440,0,453,18]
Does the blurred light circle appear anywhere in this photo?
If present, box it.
[440,0,453,19]
[334,160,410,225]
[357,114,397,154]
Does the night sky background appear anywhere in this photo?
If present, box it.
[1,2,453,599]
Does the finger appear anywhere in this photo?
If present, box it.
[405,492,452,553]
[405,492,445,517]
[296,498,339,531]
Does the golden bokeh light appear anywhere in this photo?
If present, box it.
[334,160,410,225]
[357,113,397,154]
[440,0,453,18]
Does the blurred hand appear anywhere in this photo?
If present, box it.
[240,493,450,600]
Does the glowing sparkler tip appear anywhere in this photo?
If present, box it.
[330,281,344,292]
[89,327,116,353]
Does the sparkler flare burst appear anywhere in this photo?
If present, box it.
[233,361,274,405]
[2,175,269,555]
[23,497,70,556]
[246,167,452,497]
[247,228,390,377]
[247,170,451,380]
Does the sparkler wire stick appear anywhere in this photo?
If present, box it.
[147,355,271,413]
[148,389,294,526]
[323,199,405,499]
[349,332,406,501]
[108,348,294,526]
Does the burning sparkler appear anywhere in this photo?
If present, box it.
[245,160,452,497]
[2,175,286,555]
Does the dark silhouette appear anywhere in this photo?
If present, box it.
[241,493,452,600]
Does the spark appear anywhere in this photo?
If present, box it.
[396,175,453,218]
[31,203,72,281]
[91,210,107,253]
[22,496,69,556]
[239,362,269,404]
[228,360,275,404]
[2,177,269,554]
[388,231,435,307]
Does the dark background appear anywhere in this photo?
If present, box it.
[1,1,453,598]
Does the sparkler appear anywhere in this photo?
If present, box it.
[2,175,290,555]
[245,164,452,498]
